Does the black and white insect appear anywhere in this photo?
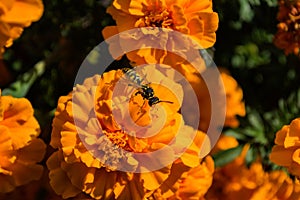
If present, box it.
[122,68,173,107]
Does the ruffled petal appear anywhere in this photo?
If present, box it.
[269,145,295,166]
[10,161,43,186]
[16,138,46,163]
[47,151,81,198]
[1,0,44,24]
[275,125,289,145]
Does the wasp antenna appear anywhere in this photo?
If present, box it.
[158,100,174,104]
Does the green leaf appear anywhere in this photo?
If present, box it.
[239,0,255,22]
[248,112,264,131]
[224,129,248,141]
[2,61,46,98]
[245,146,257,165]
[213,145,244,167]
[278,99,286,112]
[243,127,260,137]
[263,0,277,7]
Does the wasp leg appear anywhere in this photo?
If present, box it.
[135,102,148,122]
[134,90,142,96]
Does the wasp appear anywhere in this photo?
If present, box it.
[122,68,173,107]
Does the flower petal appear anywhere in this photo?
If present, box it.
[1,0,44,24]
[47,152,81,198]
[16,138,46,163]
[275,126,289,145]
[10,161,43,186]
[269,145,295,166]
[0,175,14,193]
[140,165,171,190]
[188,12,218,48]
[293,149,300,165]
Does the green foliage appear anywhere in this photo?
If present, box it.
[217,87,300,170]
[231,42,271,68]
[264,88,300,131]
[2,61,45,97]
[213,145,244,167]
[210,0,300,172]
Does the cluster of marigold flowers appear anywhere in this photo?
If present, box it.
[0,0,300,200]
[274,0,300,55]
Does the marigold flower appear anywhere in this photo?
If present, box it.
[47,69,211,199]
[0,169,63,200]
[273,0,300,55]
[206,144,300,200]
[176,66,245,132]
[0,0,44,54]
[167,156,214,200]
[220,68,246,128]
[0,91,46,193]
[102,0,218,64]
[269,118,300,178]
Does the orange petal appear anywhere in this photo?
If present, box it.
[61,161,95,190]
[0,1,14,13]
[188,12,218,48]
[284,135,300,148]
[275,125,289,145]
[269,145,295,166]
[47,152,81,198]
[75,149,101,168]
[16,138,46,163]
[112,0,143,16]
[0,175,15,193]
[1,96,34,125]
[178,0,213,14]
[293,149,300,165]
[289,162,300,178]
[9,123,40,149]
[88,169,117,199]
[180,130,208,167]
[102,26,123,60]
[0,125,12,152]
[61,130,78,156]
[107,6,138,31]
[177,160,213,199]
[170,4,187,26]
[212,134,239,154]
[10,161,43,186]
[289,118,300,137]
[1,0,44,25]
[140,165,170,190]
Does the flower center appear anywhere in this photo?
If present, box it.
[138,9,173,28]
[104,130,132,151]
[96,134,136,171]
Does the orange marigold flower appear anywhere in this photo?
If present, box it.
[220,68,246,128]
[102,0,218,64]
[167,156,214,200]
[273,0,300,55]
[105,0,218,47]
[47,69,211,199]
[0,90,46,193]
[206,144,300,200]
[0,0,44,55]
[269,118,300,178]
[179,66,245,132]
